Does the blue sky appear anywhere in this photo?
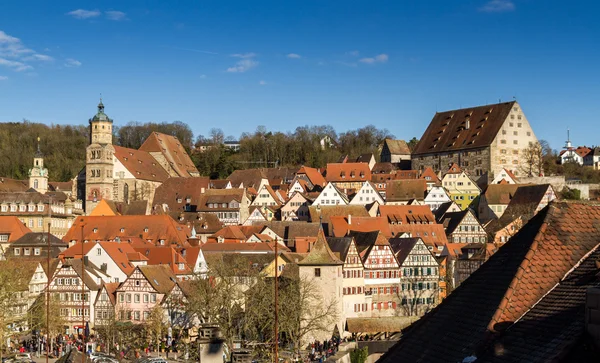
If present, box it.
[0,0,598,150]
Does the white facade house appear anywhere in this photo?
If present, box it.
[491,168,519,184]
[251,185,284,208]
[349,182,385,206]
[312,182,349,206]
[584,147,600,170]
[423,186,452,211]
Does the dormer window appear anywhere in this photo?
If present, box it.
[93,228,98,233]
[177,198,182,203]
[120,228,125,233]
[144,227,149,233]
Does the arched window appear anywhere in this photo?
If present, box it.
[124,184,129,204]
[34,179,38,189]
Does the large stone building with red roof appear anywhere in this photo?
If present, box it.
[81,100,200,214]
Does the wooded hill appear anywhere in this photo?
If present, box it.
[0,120,404,181]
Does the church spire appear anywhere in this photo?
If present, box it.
[35,136,43,157]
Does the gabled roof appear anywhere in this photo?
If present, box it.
[227,169,266,189]
[412,101,516,155]
[437,210,470,235]
[385,180,428,202]
[445,163,463,175]
[0,216,33,242]
[419,167,441,184]
[371,162,395,174]
[297,166,327,188]
[297,228,343,266]
[388,237,423,265]
[483,184,520,205]
[209,179,231,189]
[326,237,354,262]
[61,259,104,290]
[325,163,372,183]
[378,201,600,363]
[11,232,66,247]
[137,265,177,294]
[64,215,191,246]
[168,212,223,234]
[383,139,411,155]
[197,188,246,210]
[113,146,170,182]
[153,177,211,212]
[139,132,199,177]
[388,223,448,249]
[134,246,192,275]
[487,184,553,233]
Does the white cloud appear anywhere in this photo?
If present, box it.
[0,58,33,72]
[259,80,267,85]
[105,11,127,21]
[0,76,7,80]
[479,0,515,12]
[0,31,19,44]
[24,54,54,61]
[227,59,258,73]
[231,52,257,59]
[64,58,82,67]
[287,53,301,59]
[66,9,102,19]
[359,53,389,64]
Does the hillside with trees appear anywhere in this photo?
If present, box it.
[0,120,396,181]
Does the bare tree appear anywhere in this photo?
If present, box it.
[520,141,544,177]
[146,305,166,357]
[28,293,66,354]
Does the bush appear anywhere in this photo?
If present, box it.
[561,187,581,200]
[350,346,368,363]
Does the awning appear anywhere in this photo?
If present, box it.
[345,317,418,333]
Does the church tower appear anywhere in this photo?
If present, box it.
[28,137,49,194]
[85,98,115,214]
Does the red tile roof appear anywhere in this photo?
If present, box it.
[152,177,210,212]
[134,246,192,275]
[0,216,33,242]
[113,145,170,182]
[379,201,600,363]
[139,132,199,177]
[385,180,427,202]
[64,215,191,246]
[60,241,138,275]
[388,223,448,249]
[0,177,28,192]
[329,216,391,238]
[419,167,441,184]
[297,166,327,188]
[325,163,372,183]
[379,205,435,224]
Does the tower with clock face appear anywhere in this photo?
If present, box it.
[28,137,49,194]
[85,99,115,214]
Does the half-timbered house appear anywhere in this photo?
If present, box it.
[327,237,369,318]
[115,265,176,323]
[349,231,400,317]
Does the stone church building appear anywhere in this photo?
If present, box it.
[79,100,199,214]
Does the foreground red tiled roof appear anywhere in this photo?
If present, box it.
[113,145,170,182]
[0,216,33,242]
[378,201,600,363]
[139,132,199,177]
[64,215,191,246]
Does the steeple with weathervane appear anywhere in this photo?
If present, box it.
[29,137,49,193]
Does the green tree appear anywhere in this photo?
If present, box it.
[350,346,368,363]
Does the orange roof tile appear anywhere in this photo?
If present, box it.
[419,167,441,184]
[389,223,448,249]
[153,177,211,212]
[0,216,33,242]
[329,216,391,238]
[325,163,372,183]
[64,215,191,246]
[297,166,327,188]
[385,180,427,202]
[139,132,199,177]
[134,246,192,275]
[113,145,170,182]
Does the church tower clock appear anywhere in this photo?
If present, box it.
[85,98,115,214]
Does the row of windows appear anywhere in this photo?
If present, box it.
[119,310,149,321]
[343,269,363,278]
[208,202,239,209]
[353,303,368,312]
[60,308,89,317]
[400,297,436,305]
[370,286,398,295]
[454,195,476,201]
[14,247,41,256]
[58,292,89,302]
[453,236,487,243]
[343,286,364,295]
[0,204,45,212]
[56,278,80,286]
[118,293,157,304]
[216,212,239,220]
[401,282,438,290]
[403,267,438,276]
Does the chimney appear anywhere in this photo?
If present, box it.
[83,256,89,266]
[347,214,352,225]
